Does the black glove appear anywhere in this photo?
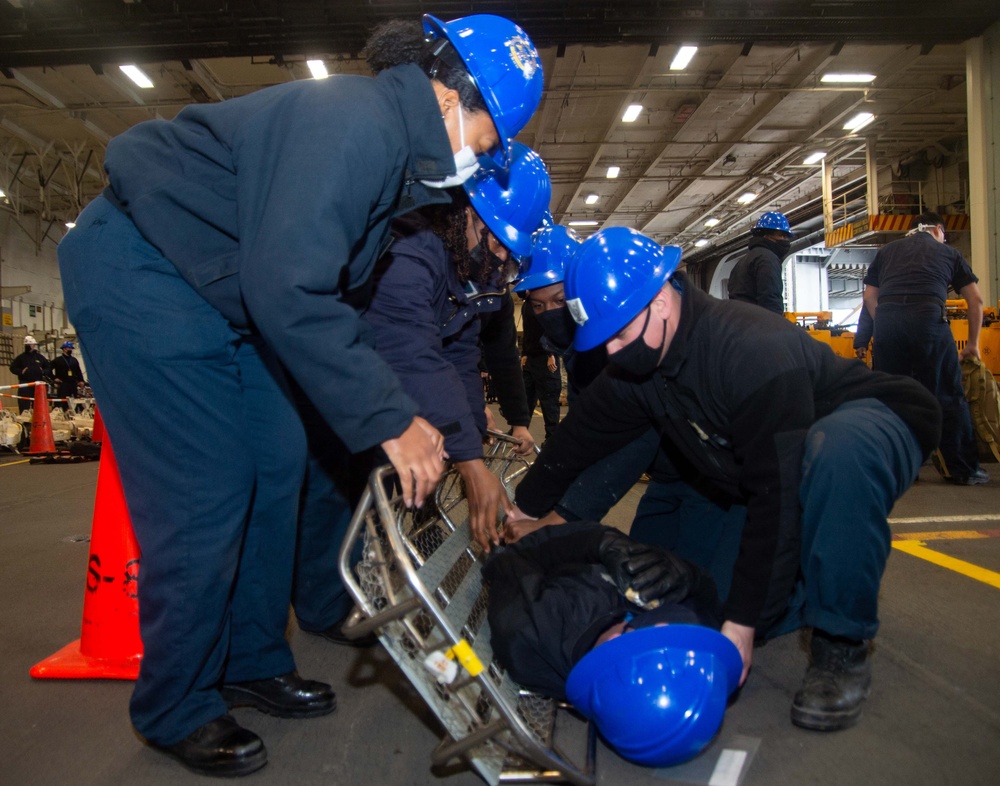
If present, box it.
[597,529,695,606]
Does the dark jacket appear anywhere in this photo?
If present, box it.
[10,349,50,384]
[51,353,84,393]
[515,273,941,631]
[483,521,721,700]
[728,237,787,314]
[103,64,455,453]
[520,302,549,358]
[363,213,488,462]
[480,291,531,428]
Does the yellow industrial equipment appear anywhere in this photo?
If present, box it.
[946,299,1000,376]
[785,312,866,365]
[787,303,1000,378]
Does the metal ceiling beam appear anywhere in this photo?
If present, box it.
[653,43,958,246]
[632,46,840,237]
[0,2,997,68]
[555,46,658,223]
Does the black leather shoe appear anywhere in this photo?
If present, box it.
[153,714,267,777]
[791,630,871,731]
[301,619,378,648]
[221,671,336,718]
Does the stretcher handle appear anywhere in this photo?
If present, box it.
[486,427,541,456]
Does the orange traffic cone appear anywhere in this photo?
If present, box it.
[91,403,105,444]
[25,383,56,455]
[30,435,143,679]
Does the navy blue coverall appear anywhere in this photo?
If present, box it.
[864,231,982,481]
[57,64,455,746]
[293,211,518,631]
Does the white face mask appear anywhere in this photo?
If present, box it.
[421,107,480,189]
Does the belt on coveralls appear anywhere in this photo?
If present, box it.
[877,294,944,306]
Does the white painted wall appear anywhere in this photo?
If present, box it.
[783,255,828,313]
[0,213,70,342]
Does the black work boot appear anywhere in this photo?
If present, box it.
[791,630,872,731]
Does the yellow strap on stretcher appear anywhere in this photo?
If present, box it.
[445,639,484,677]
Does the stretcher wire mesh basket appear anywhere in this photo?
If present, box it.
[338,432,595,786]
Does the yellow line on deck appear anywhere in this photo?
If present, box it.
[0,459,30,468]
[892,540,1000,590]
[894,530,996,541]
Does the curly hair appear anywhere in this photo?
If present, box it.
[361,20,426,74]
[362,19,487,114]
[423,189,490,287]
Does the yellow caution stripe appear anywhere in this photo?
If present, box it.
[892,540,1000,590]
[893,529,1000,541]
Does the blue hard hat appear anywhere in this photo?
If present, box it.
[563,227,682,351]
[464,142,552,260]
[565,625,742,768]
[423,14,544,163]
[752,211,792,237]
[512,223,582,292]
[60,341,75,349]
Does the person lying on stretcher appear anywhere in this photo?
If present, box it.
[483,521,743,768]
[483,520,722,699]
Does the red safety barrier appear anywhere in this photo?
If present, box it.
[30,435,143,679]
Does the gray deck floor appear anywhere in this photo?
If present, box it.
[3,416,999,786]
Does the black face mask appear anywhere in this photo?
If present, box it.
[534,306,576,352]
[609,308,666,376]
[469,242,507,287]
[759,236,791,259]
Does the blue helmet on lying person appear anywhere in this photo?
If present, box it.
[565,625,742,767]
[563,226,682,351]
[464,142,552,264]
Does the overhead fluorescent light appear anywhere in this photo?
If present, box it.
[306,59,329,79]
[803,151,827,165]
[0,189,5,198]
[704,217,720,227]
[843,112,875,131]
[622,104,643,123]
[119,64,154,89]
[821,73,876,84]
[65,221,76,229]
[568,220,599,227]
[737,192,757,204]
[585,194,599,205]
[606,166,620,179]
[670,46,698,71]
[694,239,709,248]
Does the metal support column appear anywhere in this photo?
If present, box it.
[865,136,879,217]
[822,157,834,237]
[967,20,1000,304]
